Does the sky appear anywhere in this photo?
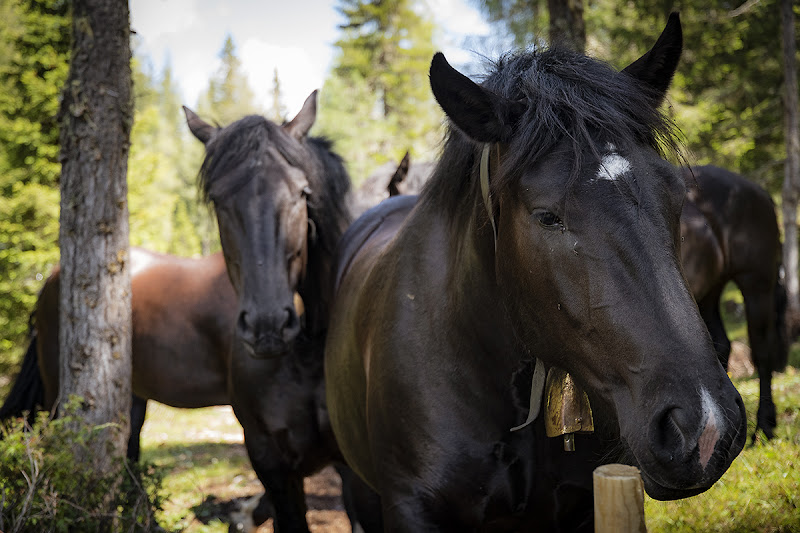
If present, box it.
[129,0,492,116]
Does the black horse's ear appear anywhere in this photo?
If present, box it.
[284,90,317,140]
[622,12,682,106]
[183,106,216,144]
[429,52,524,143]
[388,151,410,197]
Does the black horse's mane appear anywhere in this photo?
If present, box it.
[421,47,681,217]
[197,115,352,261]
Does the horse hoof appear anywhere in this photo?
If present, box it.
[228,494,262,533]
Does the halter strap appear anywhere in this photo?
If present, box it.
[480,144,498,241]
[481,143,546,432]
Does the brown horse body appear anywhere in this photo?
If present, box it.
[36,248,233,410]
[8,248,235,460]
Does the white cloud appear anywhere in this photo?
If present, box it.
[130,0,201,42]
[240,39,331,116]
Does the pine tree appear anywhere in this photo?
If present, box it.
[196,35,261,125]
[269,68,287,123]
[57,0,133,475]
[317,0,442,183]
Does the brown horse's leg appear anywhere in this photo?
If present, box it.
[736,274,778,441]
[127,395,147,462]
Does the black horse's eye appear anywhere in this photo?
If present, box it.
[533,209,563,230]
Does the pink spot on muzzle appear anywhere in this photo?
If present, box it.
[698,417,720,469]
[698,388,722,469]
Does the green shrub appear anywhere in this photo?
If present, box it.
[0,403,171,532]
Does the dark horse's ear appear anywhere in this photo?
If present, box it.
[183,106,216,144]
[429,52,524,143]
[284,90,317,140]
[388,151,410,197]
[622,12,682,106]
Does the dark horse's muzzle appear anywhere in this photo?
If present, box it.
[617,372,747,501]
[236,306,301,358]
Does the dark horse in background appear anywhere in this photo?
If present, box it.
[184,92,357,533]
[1,95,356,533]
[681,165,788,440]
[0,249,235,463]
[324,14,746,531]
[387,157,789,442]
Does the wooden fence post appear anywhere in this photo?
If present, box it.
[593,463,646,533]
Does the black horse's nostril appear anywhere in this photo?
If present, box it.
[237,311,254,338]
[282,307,300,341]
[650,407,689,462]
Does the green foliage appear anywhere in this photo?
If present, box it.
[0,400,171,532]
[317,0,443,184]
[475,0,798,193]
[476,0,547,48]
[0,0,69,383]
[128,55,218,256]
[588,0,792,193]
[196,36,262,126]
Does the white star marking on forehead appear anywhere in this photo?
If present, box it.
[595,144,631,181]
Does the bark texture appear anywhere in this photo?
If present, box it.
[781,0,800,333]
[547,0,585,52]
[57,0,133,470]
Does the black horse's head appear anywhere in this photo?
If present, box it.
[184,93,320,358]
[429,13,745,500]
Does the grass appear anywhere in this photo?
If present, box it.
[643,282,800,531]
[644,368,800,532]
[139,404,258,532]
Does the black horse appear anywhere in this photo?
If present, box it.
[386,157,789,442]
[325,14,746,531]
[184,93,355,533]
[681,165,788,440]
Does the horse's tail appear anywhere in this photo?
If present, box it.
[0,328,44,424]
[772,270,789,373]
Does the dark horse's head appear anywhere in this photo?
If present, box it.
[185,92,351,357]
[428,13,745,500]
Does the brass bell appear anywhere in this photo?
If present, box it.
[544,367,594,451]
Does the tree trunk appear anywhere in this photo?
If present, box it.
[57,0,132,473]
[547,0,585,52]
[781,0,800,334]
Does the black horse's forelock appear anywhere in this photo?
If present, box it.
[422,47,682,215]
[196,115,352,259]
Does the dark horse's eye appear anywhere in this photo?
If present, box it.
[533,209,563,230]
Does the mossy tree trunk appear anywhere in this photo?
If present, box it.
[57,0,133,473]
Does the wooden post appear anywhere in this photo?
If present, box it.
[593,464,646,533]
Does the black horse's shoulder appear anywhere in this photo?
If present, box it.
[334,195,417,290]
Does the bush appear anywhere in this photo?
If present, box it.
[0,403,170,532]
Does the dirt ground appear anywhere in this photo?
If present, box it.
[193,465,351,532]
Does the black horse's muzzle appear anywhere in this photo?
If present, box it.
[236,307,300,358]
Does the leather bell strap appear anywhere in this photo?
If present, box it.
[510,357,546,431]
